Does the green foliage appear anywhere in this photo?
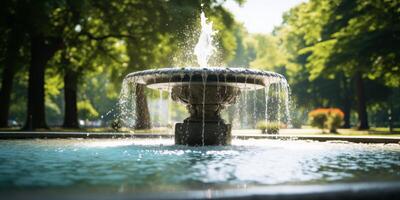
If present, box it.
[249,34,287,71]
[256,121,268,133]
[295,0,400,87]
[227,24,256,67]
[290,109,305,129]
[256,121,280,134]
[77,100,99,119]
[269,0,400,129]
[1,0,399,129]
[1,0,247,127]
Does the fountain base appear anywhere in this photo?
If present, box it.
[175,122,231,146]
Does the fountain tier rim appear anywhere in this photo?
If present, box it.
[125,67,286,91]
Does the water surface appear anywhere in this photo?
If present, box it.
[0,138,399,193]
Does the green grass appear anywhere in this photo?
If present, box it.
[0,126,172,134]
[301,128,400,137]
[0,127,116,132]
[335,129,400,137]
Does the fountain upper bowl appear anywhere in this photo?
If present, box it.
[125,67,285,91]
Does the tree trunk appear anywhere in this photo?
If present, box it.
[0,30,21,127]
[342,101,351,128]
[389,99,393,133]
[63,69,79,128]
[341,76,352,128]
[0,64,16,128]
[135,84,151,129]
[355,72,369,130]
[23,35,62,130]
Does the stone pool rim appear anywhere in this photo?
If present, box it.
[0,131,399,144]
[1,181,400,200]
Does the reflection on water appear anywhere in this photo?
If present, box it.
[0,138,399,192]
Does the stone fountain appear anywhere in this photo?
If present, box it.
[120,12,289,146]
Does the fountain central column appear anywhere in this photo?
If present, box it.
[171,84,240,146]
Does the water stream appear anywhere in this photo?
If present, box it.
[201,72,207,146]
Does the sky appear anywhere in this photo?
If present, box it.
[223,0,307,34]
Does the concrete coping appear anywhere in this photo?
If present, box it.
[0,131,399,144]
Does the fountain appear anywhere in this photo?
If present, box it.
[1,9,400,200]
[119,11,289,146]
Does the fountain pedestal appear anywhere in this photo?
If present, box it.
[172,84,239,146]
[175,121,231,146]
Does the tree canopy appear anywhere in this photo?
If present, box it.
[0,0,399,130]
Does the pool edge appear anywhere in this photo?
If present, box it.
[0,132,399,144]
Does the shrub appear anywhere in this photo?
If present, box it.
[308,109,327,130]
[326,109,344,133]
[256,121,268,134]
[308,108,344,133]
[111,119,122,131]
[291,116,303,129]
[266,122,280,134]
[256,121,280,134]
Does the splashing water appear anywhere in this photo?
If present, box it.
[118,68,291,134]
[194,11,216,67]
[118,79,137,129]
[114,11,292,136]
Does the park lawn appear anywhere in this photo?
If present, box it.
[306,128,400,137]
[335,128,400,137]
[0,127,115,132]
[0,127,171,134]
[274,126,400,137]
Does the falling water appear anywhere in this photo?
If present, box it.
[168,90,172,129]
[158,90,163,127]
[167,76,173,131]
[118,68,292,137]
[277,82,282,127]
[283,81,292,127]
[195,11,214,144]
[118,78,137,129]
[216,71,221,128]
[264,84,270,122]
[243,75,248,128]
[253,79,257,128]
[234,74,239,129]
[115,10,293,139]
[186,71,193,135]
[201,72,208,146]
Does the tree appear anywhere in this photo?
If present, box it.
[22,0,67,130]
[0,1,26,127]
[301,0,400,129]
[272,1,354,127]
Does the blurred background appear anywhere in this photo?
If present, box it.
[0,0,399,132]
